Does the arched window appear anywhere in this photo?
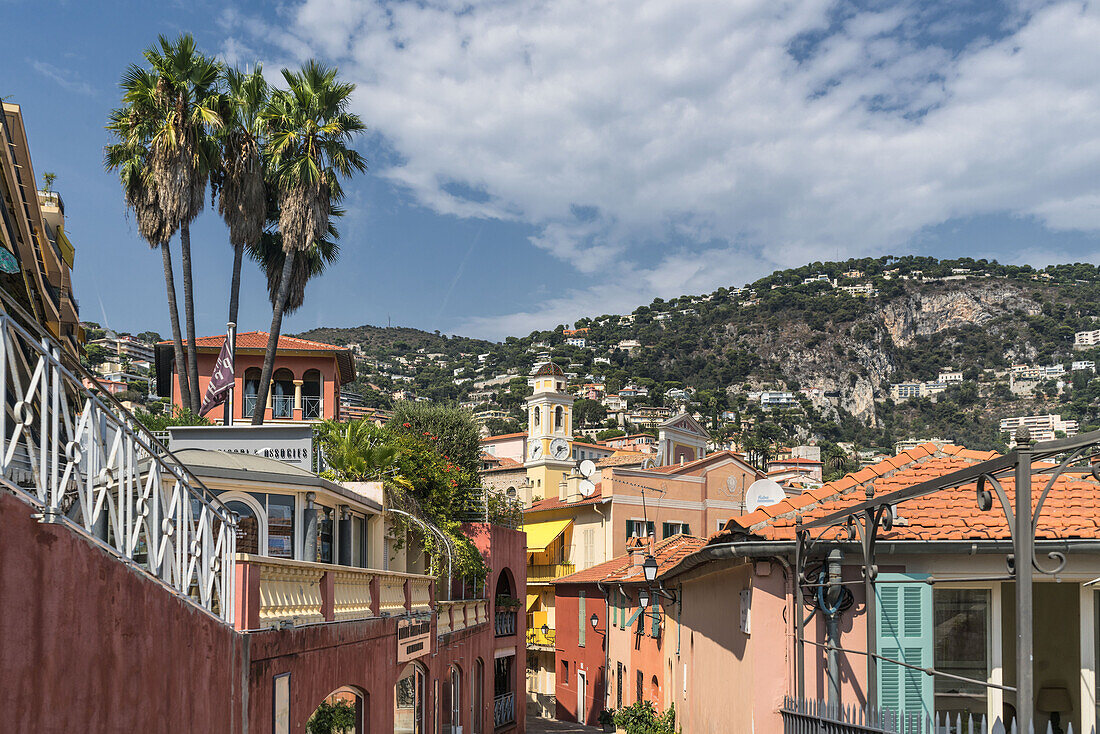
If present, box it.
[243,368,261,418]
[302,368,322,419]
[396,662,427,734]
[308,686,365,734]
[532,408,540,428]
[506,487,517,499]
[443,664,462,734]
[272,368,294,418]
[223,496,264,555]
[555,406,564,430]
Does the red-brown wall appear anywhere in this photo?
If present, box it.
[0,492,245,732]
[554,583,609,726]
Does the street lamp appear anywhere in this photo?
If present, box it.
[541,623,550,638]
[638,589,650,610]
[642,554,658,583]
[590,613,599,631]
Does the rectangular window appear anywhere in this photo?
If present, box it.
[562,660,569,685]
[636,670,643,704]
[267,494,295,558]
[316,505,335,563]
[626,520,655,539]
[583,529,595,568]
[579,592,586,648]
[650,601,661,638]
[933,588,990,720]
[662,521,691,538]
[617,663,623,709]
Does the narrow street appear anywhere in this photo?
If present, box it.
[525,715,602,733]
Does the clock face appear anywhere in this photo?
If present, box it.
[550,437,570,460]
[528,443,543,460]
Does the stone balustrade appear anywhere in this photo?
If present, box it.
[435,599,493,636]
[234,554,437,630]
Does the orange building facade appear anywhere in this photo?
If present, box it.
[155,331,355,423]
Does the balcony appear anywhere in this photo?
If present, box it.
[436,599,488,635]
[302,395,321,419]
[526,626,555,647]
[493,692,515,729]
[494,609,517,637]
[272,394,293,419]
[526,563,574,583]
[234,554,438,629]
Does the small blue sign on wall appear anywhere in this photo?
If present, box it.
[0,247,19,274]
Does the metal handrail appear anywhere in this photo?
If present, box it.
[1,291,236,622]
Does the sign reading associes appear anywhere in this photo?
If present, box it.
[166,425,314,471]
[397,619,433,663]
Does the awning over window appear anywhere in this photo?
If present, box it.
[527,594,541,612]
[525,518,572,551]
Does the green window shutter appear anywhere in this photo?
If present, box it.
[682,523,690,536]
[876,574,932,723]
[662,522,672,539]
[650,601,661,637]
[579,592,586,648]
[625,607,643,628]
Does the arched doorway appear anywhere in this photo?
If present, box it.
[307,686,365,734]
[302,369,322,419]
[395,662,426,734]
[442,664,461,734]
[243,367,261,418]
[272,368,295,418]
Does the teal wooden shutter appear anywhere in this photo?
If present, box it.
[876,574,932,723]
[650,601,661,637]
[579,592,586,647]
[625,607,643,628]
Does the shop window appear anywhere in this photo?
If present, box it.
[266,494,295,558]
[933,588,990,720]
[317,505,335,563]
[225,500,260,554]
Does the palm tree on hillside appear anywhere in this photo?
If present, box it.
[215,65,269,329]
[250,61,366,425]
[107,34,223,413]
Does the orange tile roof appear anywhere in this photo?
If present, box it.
[713,442,1100,543]
[480,433,527,442]
[482,456,524,472]
[572,441,615,451]
[643,450,755,475]
[554,534,707,585]
[595,454,648,468]
[158,331,355,383]
[525,486,605,513]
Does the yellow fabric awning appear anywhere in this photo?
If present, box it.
[525,518,572,551]
[527,594,541,612]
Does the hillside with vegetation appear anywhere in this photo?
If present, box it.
[290,256,1100,458]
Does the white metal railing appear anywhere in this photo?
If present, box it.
[0,306,236,622]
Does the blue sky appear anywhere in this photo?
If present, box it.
[4,0,1100,341]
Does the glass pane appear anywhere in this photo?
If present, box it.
[317,506,335,564]
[267,494,295,559]
[226,500,259,555]
[934,588,990,719]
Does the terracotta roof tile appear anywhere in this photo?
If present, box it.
[524,486,605,514]
[555,535,707,586]
[708,444,1100,544]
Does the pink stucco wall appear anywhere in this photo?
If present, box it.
[0,491,245,732]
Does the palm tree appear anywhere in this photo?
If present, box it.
[318,419,400,480]
[215,66,268,329]
[250,61,366,425]
[105,98,192,410]
[113,34,223,413]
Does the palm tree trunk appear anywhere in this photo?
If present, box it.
[161,243,192,412]
[251,249,297,425]
[228,241,244,327]
[180,222,201,413]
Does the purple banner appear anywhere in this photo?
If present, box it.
[199,336,234,416]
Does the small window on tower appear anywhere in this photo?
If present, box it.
[555,406,564,430]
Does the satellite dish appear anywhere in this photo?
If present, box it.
[579,479,596,497]
[579,459,596,478]
[744,478,786,514]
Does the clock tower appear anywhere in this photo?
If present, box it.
[524,362,574,500]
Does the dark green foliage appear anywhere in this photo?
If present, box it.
[133,405,211,432]
[611,701,676,734]
[306,698,356,734]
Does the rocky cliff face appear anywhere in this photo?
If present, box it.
[717,280,1051,426]
[881,281,1042,348]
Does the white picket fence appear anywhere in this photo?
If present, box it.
[781,697,1073,734]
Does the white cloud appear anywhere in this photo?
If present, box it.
[224,0,1100,338]
[29,60,95,96]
